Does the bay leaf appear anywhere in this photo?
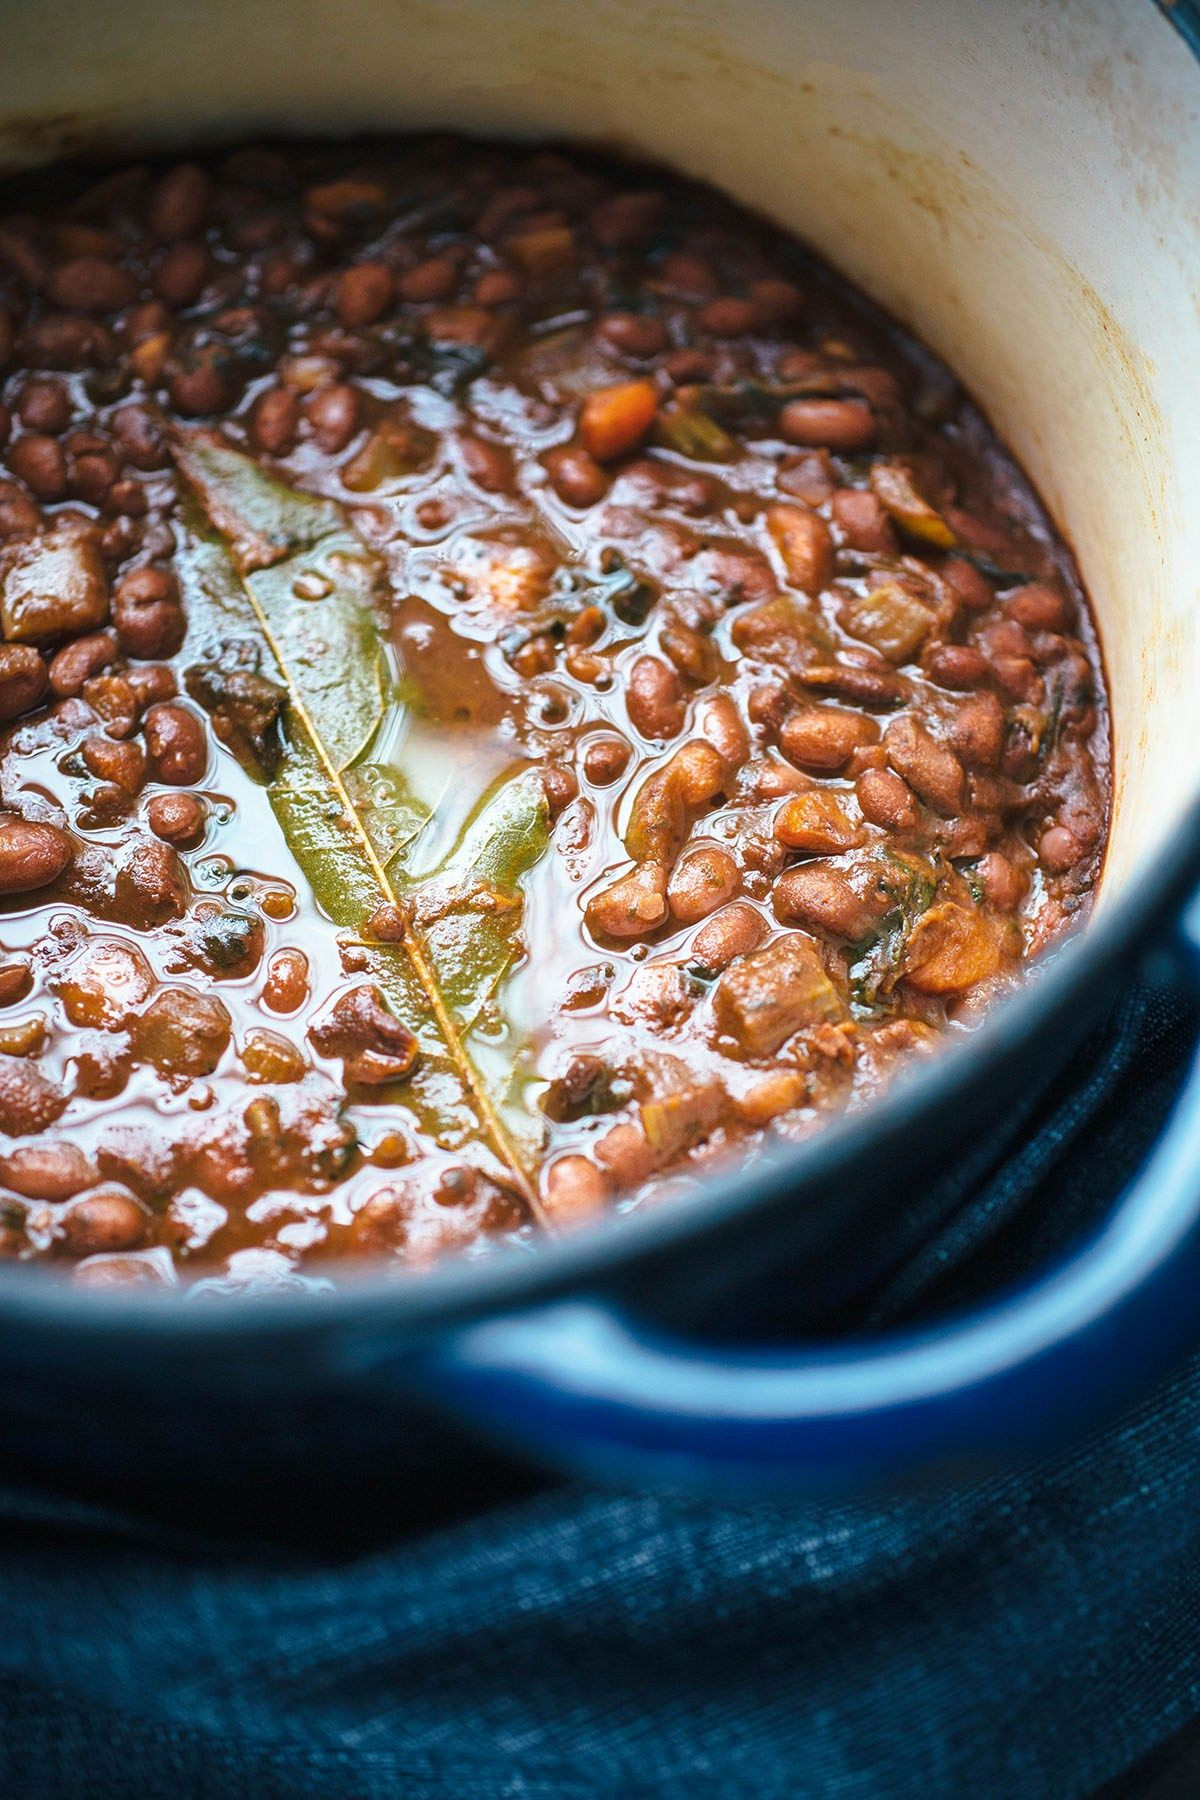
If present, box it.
[173,433,550,1212]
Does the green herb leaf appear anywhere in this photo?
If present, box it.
[173,431,549,1215]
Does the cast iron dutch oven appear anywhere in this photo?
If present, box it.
[0,0,1196,1494]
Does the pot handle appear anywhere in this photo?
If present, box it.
[417,898,1200,1491]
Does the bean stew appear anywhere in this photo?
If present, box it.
[0,138,1109,1288]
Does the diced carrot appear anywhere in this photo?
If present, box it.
[578,379,659,462]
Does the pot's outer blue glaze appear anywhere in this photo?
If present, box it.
[0,0,1195,1496]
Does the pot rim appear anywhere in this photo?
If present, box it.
[3,794,1198,1345]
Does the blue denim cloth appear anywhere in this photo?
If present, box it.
[0,981,1196,1800]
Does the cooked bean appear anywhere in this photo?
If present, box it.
[169,352,237,417]
[0,818,72,894]
[49,626,115,694]
[57,1185,149,1256]
[47,257,137,314]
[148,163,211,239]
[16,378,71,434]
[690,902,768,973]
[774,860,888,940]
[540,1155,610,1226]
[475,268,523,307]
[111,402,168,471]
[668,845,740,923]
[305,382,361,452]
[0,480,39,537]
[572,736,625,795]
[977,850,1023,911]
[586,862,669,939]
[1038,824,1081,874]
[942,556,993,613]
[950,691,1006,768]
[460,434,514,493]
[248,384,300,456]
[1,1143,95,1201]
[143,702,208,785]
[765,503,833,595]
[153,241,211,306]
[831,487,893,551]
[698,296,760,336]
[398,256,460,303]
[599,312,668,359]
[856,766,918,830]
[335,261,395,327]
[589,190,665,248]
[627,655,684,740]
[541,764,579,820]
[923,642,988,689]
[1007,581,1074,631]
[262,947,310,1014]
[884,716,965,815]
[778,398,876,452]
[146,791,205,846]
[8,433,68,500]
[696,693,750,769]
[115,569,184,659]
[0,644,48,718]
[780,707,879,772]
[545,445,610,507]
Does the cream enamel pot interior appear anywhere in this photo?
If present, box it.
[0,0,1195,1493]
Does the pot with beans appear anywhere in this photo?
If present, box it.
[1,93,1198,1500]
[0,137,1110,1292]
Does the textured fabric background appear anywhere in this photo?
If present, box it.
[1,978,1197,1800]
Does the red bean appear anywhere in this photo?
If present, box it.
[398,256,459,303]
[856,767,917,830]
[47,257,137,314]
[58,1185,149,1255]
[598,312,668,358]
[8,433,68,500]
[0,481,39,538]
[884,716,965,816]
[544,445,609,508]
[148,163,211,240]
[978,850,1023,910]
[942,556,993,613]
[153,241,211,306]
[249,385,300,456]
[0,818,73,894]
[780,707,878,772]
[459,434,514,493]
[1007,581,1074,631]
[111,403,169,471]
[335,262,394,327]
[778,398,876,452]
[305,382,361,452]
[82,732,147,791]
[589,190,665,248]
[146,790,205,846]
[690,902,767,973]
[626,655,685,740]
[113,566,186,659]
[540,1155,609,1226]
[474,268,523,307]
[16,378,71,434]
[668,845,740,923]
[169,352,237,417]
[583,736,631,785]
[143,702,208,785]
[1039,824,1080,874]
[1,1143,94,1201]
[0,644,48,719]
[585,862,669,939]
[262,948,310,1014]
[950,692,1006,768]
[923,642,988,689]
